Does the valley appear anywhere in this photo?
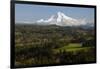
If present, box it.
[15,24,96,67]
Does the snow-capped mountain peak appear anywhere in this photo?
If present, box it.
[57,12,75,21]
[36,12,86,26]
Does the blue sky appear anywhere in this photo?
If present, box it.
[15,4,95,23]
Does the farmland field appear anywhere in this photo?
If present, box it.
[55,43,94,52]
[15,24,96,67]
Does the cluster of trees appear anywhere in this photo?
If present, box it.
[15,45,96,67]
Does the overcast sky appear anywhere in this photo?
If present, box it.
[15,4,95,24]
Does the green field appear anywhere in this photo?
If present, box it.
[54,43,94,53]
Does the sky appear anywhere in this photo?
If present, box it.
[15,4,95,24]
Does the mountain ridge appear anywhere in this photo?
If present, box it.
[36,12,87,26]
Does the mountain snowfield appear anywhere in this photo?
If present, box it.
[36,12,87,26]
